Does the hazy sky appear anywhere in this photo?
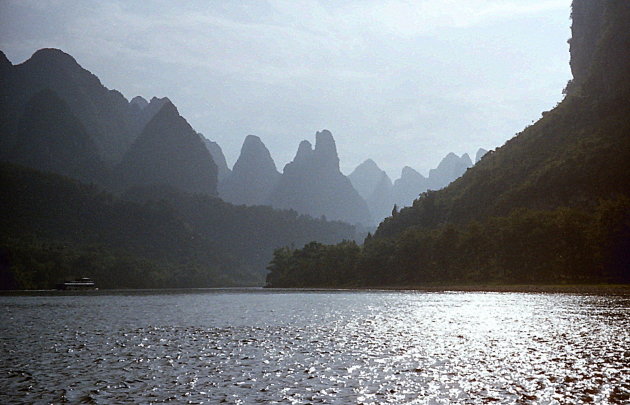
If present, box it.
[0,0,572,177]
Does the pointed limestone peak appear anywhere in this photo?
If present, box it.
[313,129,340,170]
[220,135,279,205]
[314,129,337,156]
[294,140,313,162]
[130,96,149,110]
[428,152,472,190]
[241,135,267,156]
[461,153,473,167]
[149,96,171,106]
[363,158,378,167]
[234,135,278,173]
[142,96,171,120]
[439,152,460,165]
[351,159,380,174]
[401,166,424,180]
[348,158,390,200]
[201,135,231,182]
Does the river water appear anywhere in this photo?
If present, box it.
[1,289,628,404]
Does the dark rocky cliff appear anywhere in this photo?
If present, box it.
[566,0,630,96]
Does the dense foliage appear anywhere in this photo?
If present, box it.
[266,1,630,288]
[267,199,630,287]
[0,163,355,289]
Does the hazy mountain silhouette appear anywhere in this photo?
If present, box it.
[348,159,390,200]
[8,89,104,184]
[203,137,232,182]
[348,159,394,224]
[128,96,170,138]
[269,130,371,225]
[392,166,428,208]
[427,152,472,190]
[475,148,488,163]
[116,101,218,196]
[367,172,395,223]
[348,152,480,223]
[0,48,139,163]
[219,135,280,206]
[0,47,368,289]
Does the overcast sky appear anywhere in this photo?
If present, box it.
[0,0,572,177]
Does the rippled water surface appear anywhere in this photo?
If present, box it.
[1,289,629,404]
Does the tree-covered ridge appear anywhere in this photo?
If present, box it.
[266,0,630,288]
[372,1,630,240]
[375,88,630,239]
[0,163,355,289]
[267,199,630,287]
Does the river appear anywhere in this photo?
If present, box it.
[1,289,628,404]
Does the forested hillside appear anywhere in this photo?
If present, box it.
[266,0,630,287]
[0,163,354,289]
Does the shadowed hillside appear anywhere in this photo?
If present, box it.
[0,163,356,289]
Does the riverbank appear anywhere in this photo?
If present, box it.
[2,284,629,296]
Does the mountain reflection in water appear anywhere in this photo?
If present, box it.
[1,290,628,404]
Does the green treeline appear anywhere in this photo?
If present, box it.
[0,238,230,290]
[0,163,355,289]
[266,199,630,287]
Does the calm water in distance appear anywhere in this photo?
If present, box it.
[1,289,629,404]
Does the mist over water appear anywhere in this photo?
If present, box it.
[1,290,628,404]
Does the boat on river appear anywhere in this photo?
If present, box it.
[55,278,97,290]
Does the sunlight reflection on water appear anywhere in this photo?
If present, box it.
[1,290,628,404]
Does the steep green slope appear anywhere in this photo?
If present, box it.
[375,0,630,238]
[376,89,630,238]
[266,0,630,287]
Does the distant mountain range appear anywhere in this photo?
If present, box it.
[0,48,358,288]
[348,151,484,223]
[0,45,489,288]
[0,47,480,228]
[218,131,483,225]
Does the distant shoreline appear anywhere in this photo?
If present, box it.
[354,284,630,295]
[265,284,630,295]
[1,284,629,296]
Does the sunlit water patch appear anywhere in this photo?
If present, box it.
[1,290,628,404]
